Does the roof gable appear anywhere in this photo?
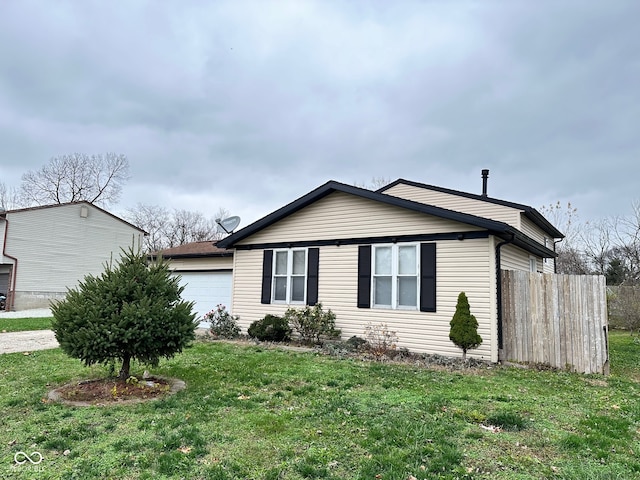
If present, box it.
[5,201,146,234]
[217,180,556,258]
[380,179,563,239]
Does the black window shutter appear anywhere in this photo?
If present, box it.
[357,245,372,308]
[261,250,273,304]
[306,248,320,306]
[420,243,436,312]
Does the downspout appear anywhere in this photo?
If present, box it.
[1,216,18,311]
[553,237,564,274]
[496,233,515,358]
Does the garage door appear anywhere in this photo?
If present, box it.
[0,273,8,296]
[0,272,8,310]
[172,271,232,328]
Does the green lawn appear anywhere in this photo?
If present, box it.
[1,331,639,479]
[0,316,52,332]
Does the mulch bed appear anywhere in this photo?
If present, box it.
[48,376,185,406]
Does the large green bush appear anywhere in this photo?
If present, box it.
[284,303,341,345]
[247,314,291,342]
[51,248,198,379]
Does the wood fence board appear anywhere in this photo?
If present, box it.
[501,271,608,374]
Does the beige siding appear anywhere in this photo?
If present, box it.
[167,256,233,271]
[384,183,522,228]
[519,215,557,274]
[542,257,556,274]
[500,244,535,272]
[520,216,547,244]
[231,237,496,361]
[5,204,143,309]
[238,192,482,246]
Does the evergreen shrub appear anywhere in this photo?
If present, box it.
[51,248,197,379]
[247,314,291,342]
[449,291,482,360]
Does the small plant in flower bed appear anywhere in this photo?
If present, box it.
[284,302,341,345]
[205,304,241,339]
[247,314,291,342]
[364,322,398,359]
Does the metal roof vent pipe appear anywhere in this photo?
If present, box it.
[481,169,489,197]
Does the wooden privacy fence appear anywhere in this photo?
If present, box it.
[501,271,609,374]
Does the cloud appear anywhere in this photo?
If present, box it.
[0,0,638,227]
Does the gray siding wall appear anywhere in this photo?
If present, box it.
[5,203,144,310]
[0,220,8,263]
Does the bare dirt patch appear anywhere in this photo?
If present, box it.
[48,376,185,406]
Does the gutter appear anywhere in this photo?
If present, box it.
[1,215,18,311]
[495,233,515,359]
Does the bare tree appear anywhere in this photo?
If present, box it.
[167,209,212,247]
[609,286,640,332]
[354,177,393,190]
[540,201,591,274]
[611,201,640,284]
[125,204,229,253]
[580,218,613,276]
[20,153,130,207]
[0,182,21,210]
[125,203,171,253]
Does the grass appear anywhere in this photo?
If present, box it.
[0,316,52,332]
[0,330,638,479]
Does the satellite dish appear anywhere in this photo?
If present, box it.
[216,216,241,234]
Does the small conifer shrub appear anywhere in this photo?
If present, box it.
[449,292,482,360]
[51,248,198,379]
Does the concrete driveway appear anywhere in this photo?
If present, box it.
[0,329,58,354]
[0,308,58,354]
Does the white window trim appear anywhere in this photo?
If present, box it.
[272,248,308,304]
[371,243,420,310]
[529,255,538,273]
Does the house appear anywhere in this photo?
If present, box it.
[0,202,146,311]
[153,241,233,325]
[217,175,563,362]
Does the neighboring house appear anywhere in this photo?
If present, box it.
[0,202,145,311]
[218,177,563,362]
[153,241,233,325]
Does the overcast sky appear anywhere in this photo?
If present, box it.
[1,1,638,231]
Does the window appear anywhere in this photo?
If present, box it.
[529,256,538,272]
[261,248,319,306]
[273,249,307,303]
[358,243,435,312]
[372,244,419,309]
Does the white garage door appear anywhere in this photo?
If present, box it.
[172,271,232,328]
